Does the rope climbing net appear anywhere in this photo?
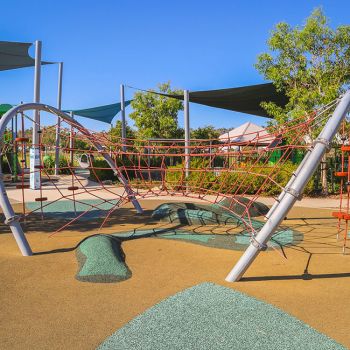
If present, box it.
[0,98,341,243]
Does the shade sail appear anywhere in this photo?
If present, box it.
[157,83,288,118]
[0,41,53,71]
[68,101,131,124]
[0,104,13,117]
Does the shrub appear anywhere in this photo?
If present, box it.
[89,157,116,182]
[0,155,11,174]
[165,160,314,196]
[43,155,71,175]
[88,157,138,183]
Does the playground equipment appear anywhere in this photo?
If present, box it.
[332,120,350,253]
[77,153,93,169]
[1,92,350,282]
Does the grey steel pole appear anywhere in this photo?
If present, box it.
[32,40,41,145]
[184,90,190,177]
[54,62,63,176]
[0,103,144,255]
[226,91,350,282]
[70,112,74,165]
[265,149,312,219]
[0,173,32,255]
[30,40,42,189]
[120,84,126,152]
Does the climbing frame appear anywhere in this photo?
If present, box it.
[332,123,350,253]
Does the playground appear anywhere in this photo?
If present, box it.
[1,101,350,348]
[1,199,350,349]
[2,7,350,348]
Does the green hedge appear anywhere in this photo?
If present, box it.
[165,160,314,196]
[89,157,139,183]
[43,155,71,175]
[89,158,116,182]
[41,154,315,195]
[0,155,11,174]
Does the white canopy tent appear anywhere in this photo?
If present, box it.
[219,121,275,146]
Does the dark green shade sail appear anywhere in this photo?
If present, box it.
[0,41,53,71]
[158,83,288,118]
[0,104,13,117]
[67,101,131,124]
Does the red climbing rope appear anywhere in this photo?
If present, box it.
[0,100,342,244]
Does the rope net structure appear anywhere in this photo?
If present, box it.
[332,120,350,253]
[0,95,349,280]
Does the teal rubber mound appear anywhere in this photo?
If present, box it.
[97,283,346,350]
[218,196,269,216]
[26,199,122,221]
[152,202,241,225]
[76,235,131,283]
[158,228,301,251]
[109,226,301,251]
[152,199,269,226]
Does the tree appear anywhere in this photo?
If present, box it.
[191,125,220,139]
[129,82,183,139]
[216,127,233,136]
[109,120,136,142]
[255,8,350,194]
[256,8,350,122]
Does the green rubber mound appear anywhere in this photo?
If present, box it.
[218,196,269,216]
[26,199,122,221]
[152,202,240,225]
[152,198,269,226]
[76,235,131,283]
[158,228,302,251]
[108,225,302,252]
[97,283,346,350]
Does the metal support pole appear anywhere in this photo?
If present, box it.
[0,103,144,255]
[11,117,14,175]
[54,62,63,175]
[30,40,42,190]
[13,113,18,181]
[0,173,32,255]
[265,149,312,220]
[225,91,350,282]
[120,84,126,152]
[184,90,190,177]
[21,108,27,169]
[70,112,74,165]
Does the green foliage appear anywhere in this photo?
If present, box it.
[130,82,184,139]
[89,157,116,182]
[58,156,71,174]
[216,127,233,136]
[43,155,55,169]
[0,155,11,173]
[40,127,56,146]
[191,125,220,139]
[74,138,90,150]
[43,155,71,175]
[255,8,350,127]
[109,120,136,142]
[89,157,137,183]
[165,161,314,196]
[255,8,350,195]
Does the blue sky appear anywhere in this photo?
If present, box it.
[1,0,349,131]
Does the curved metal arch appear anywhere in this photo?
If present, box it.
[0,103,142,256]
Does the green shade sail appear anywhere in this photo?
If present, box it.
[0,41,53,71]
[154,83,288,118]
[67,100,131,124]
[0,104,13,117]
